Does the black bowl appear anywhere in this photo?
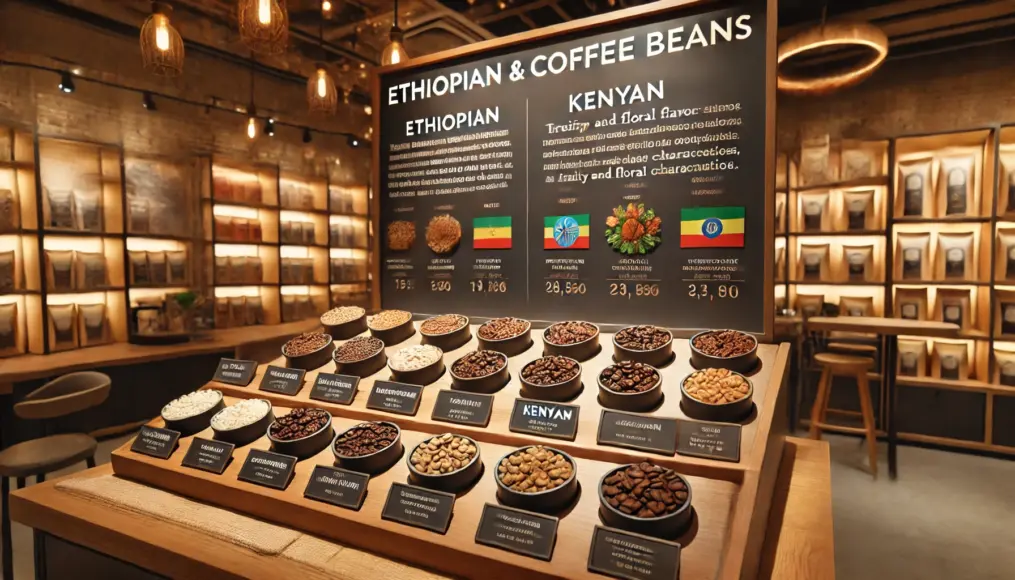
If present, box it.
[543,322,600,362]
[322,312,367,341]
[519,356,583,401]
[494,446,578,513]
[267,411,335,460]
[406,434,484,492]
[332,421,404,475]
[369,316,416,346]
[450,351,510,394]
[334,342,388,378]
[598,465,693,539]
[161,391,225,436]
[283,335,336,371]
[597,364,663,412]
[613,327,674,367]
[389,347,445,386]
[420,315,472,351]
[477,319,533,357]
[688,330,759,374]
[211,401,275,446]
[680,370,755,422]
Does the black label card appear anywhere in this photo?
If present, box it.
[213,358,257,386]
[130,426,180,459]
[587,526,681,580]
[508,398,580,441]
[181,438,234,474]
[367,381,423,416]
[258,365,306,396]
[381,482,455,534]
[432,389,493,427]
[304,465,370,511]
[475,503,559,561]
[237,449,298,490]
[309,373,360,405]
[677,419,741,462]
[597,410,678,456]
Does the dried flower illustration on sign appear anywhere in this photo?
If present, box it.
[605,203,661,254]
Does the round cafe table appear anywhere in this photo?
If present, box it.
[803,316,959,479]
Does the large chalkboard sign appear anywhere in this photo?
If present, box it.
[375,0,774,337]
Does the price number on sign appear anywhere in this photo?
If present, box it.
[470,280,508,293]
[394,278,414,291]
[430,280,452,292]
[609,283,660,299]
[687,283,740,301]
[545,281,587,296]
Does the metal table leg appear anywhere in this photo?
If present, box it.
[885,334,898,479]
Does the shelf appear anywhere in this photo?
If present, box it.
[892,216,991,224]
[129,284,195,291]
[0,228,40,236]
[327,212,369,219]
[213,282,277,288]
[788,230,887,237]
[207,199,277,211]
[896,376,1015,395]
[0,289,40,296]
[279,206,328,216]
[789,280,885,286]
[47,286,125,295]
[0,160,34,170]
[41,229,121,238]
[126,233,197,243]
[892,280,990,287]
[329,244,371,251]
[794,175,889,192]
[330,280,371,286]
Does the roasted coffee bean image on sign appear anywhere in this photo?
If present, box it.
[334,336,384,363]
[545,321,597,345]
[521,356,580,385]
[410,433,477,475]
[426,214,462,254]
[684,368,751,404]
[498,446,574,493]
[692,329,756,358]
[333,421,399,457]
[478,317,529,340]
[387,221,416,251]
[602,462,688,518]
[283,332,331,357]
[452,350,507,379]
[599,361,660,393]
[615,326,671,351]
[269,408,330,441]
[420,314,468,335]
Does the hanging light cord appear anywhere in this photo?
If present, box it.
[394,0,399,29]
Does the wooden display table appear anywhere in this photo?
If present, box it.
[804,317,959,479]
[10,438,833,580]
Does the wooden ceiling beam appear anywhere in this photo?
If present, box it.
[877,1,1015,38]
[550,2,570,21]
[778,0,966,41]
[476,0,556,24]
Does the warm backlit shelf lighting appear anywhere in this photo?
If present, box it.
[280,245,311,258]
[126,237,187,252]
[281,285,312,295]
[47,291,107,306]
[213,205,260,219]
[43,236,104,252]
[279,210,316,223]
[213,243,260,257]
[214,286,262,298]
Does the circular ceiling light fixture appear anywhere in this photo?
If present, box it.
[777,21,888,96]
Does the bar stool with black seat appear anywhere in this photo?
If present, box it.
[809,351,879,478]
[0,371,111,580]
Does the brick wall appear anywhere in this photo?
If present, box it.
[777,39,1015,150]
[0,1,371,185]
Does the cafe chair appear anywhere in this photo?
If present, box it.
[0,371,111,580]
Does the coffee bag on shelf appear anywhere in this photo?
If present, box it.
[839,295,875,317]
[936,232,975,281]
[935,288,972,331]
[995,289,1015,336]
[128,198,151,234]
[937,154,976,217]
[775,245,786,281]
[214,256,231,285]
[896,158,934,218]
[148,251,168,286]
[78,303,110,347]
[796,293,825,318]
[842,190,876,231]
[45,189,76,229]
[994,349,1015,387]
[776,192,786,233]
[73,190,103,232]
[995,228,1015,282]
[894,287,929,321]
[76,251,107,290]
[896,232,931,281]
[48,303,78,351]
[840,145,881,181]
[129,250,151,286]
[228,296,246,327]
[998,150,1015,217]
[0,250,16,293]
[45,250,74,291]
[798,244,830,281]
[799,191,830,232]
[0,189,18,232]
[214,297,230,329]
[799,135,835,186]
[167,250,188,285]
[841,245,875,282]
[897,339,928,378]
[0,302,19,357]
[246,295,264,326]
[932,340,970,381]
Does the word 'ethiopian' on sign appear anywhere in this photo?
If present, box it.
[680,207,745,248]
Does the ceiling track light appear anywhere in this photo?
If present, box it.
[58,71,75,93]
[238,0,289,55]
[381,0,410,66]
[347,135,360,148]
[140,1,185,77]
[264,117,276,137]
[303,128,313,143]
[142,91,157,111]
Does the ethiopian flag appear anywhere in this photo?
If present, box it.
[680,207,745,248]
[473,216,512,249]
[544,214,590,249]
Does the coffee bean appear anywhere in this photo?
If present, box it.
[269,408,330,441]
[521,355,580,386]
[410,433,477,475]
[333,336,384,363]
[599,361,660,394]
[452,350,506,379]
[615,325,671,351]
[683,368,751,404]
[368,309,412,330]
[692,329,756,358]
[420,314,468,335]
[498,446,574,494]
[321,306,365,326]
[601,461,688,518]
[283,332,330,357]
[333,421,399,457]
[545,321,597,345]
[478,317,530,340]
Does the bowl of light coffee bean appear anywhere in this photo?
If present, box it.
[680,367,754,422]
[495,445,578,513]
[407,433,483,492]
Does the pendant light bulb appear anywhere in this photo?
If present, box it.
[317,71,328,98]
[381,27,409,66]
[258,0,272,24]
[154,14,171,51]
[141,2,184,76]
[247,116,257,139]
[59,71,75,93]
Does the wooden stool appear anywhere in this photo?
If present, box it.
[809,352,879,478]
[0,371,110,580]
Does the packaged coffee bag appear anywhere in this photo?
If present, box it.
[937,232,975,280]
[167,250,188,285]
[894,287,929,321]
[937,154,975,217]
[129,250,150,285]
[46,189,76,229]
[48,303,78,351]
[73,190,103,232]
[796,293,825,318]
[799,191,830,232]
[45,250,74,291]
[842,245,875,282]
[0,189,18,232]
[148,251,168,286]
[996,228,1015,282]
[935,288,972,331]
[896,232,930,280]
[798,244,830,281]
[78,303,110,346]
[897,339,928,377]
[246,295,264,325]
[842,190,875,231]
[996,289,1015,336]
[933,341,969,381]
[0,302,19,357]
[994,349,1015,387]
[75,251,107,290]
[840,295,874,317]
[0,250,16,293]
[800,135,834,186]
[896,158,933,218]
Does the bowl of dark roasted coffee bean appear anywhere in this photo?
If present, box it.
[599,461,693,538]
[520,355,583,401]
[282,332,335,371]
[450,350,509,393]
[419,313,472,351]
[613,325,673,367]
[388,344,445,386]
[367,309,415,345]
[320,305,367,340]
[477,316,532,357]
[332,335,387,377]
[689,329,758,374]
[543,320,600,361]
[332,421,403,474]
[597,361,663,412]
[495,445,578,512]
[681,367,754,422]
[407,433,483,492]
[267,407,334,460]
